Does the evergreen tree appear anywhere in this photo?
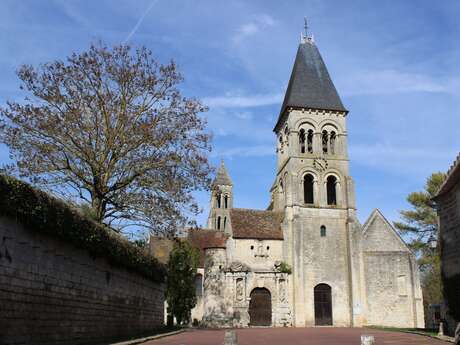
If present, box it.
[165,240,200,325]
[394,172,446,268]
[394,172,446,323]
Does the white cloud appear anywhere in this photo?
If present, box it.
[340,69,460,96]
[212,145,274,158]
[235,111,253,120]
[232,14,276,44]
[54,1,92,29]
[203,92,283,108]
[350,143,456,176]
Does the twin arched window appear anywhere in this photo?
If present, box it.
[303,174,338,206]
[216,216,227,230]
[322,130,336,154]
[299,129,314,154]
[299,127,337,154]
[216,194,229,209]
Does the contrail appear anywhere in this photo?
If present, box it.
[123,0,159,44]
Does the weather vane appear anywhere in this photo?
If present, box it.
[304,17,309,38]
[301,17,314,43]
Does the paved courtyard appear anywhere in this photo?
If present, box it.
[147,327,449,345]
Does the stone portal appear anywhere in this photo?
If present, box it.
[314,284,333,326]
[249,288,272,326]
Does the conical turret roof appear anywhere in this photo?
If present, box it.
[274,40,347,131]
[213,160,232,186]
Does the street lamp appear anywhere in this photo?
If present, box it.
[428,235,437,250]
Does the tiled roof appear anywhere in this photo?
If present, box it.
[149,229,228,268]
[435,152,460,198]
[188,229,228,267]
[274,41,347,132]
[230,208,284,240]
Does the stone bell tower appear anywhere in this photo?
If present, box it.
[273,26,361,327]
[207,161,233,234]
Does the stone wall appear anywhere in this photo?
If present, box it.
[437,181,460,335]
[0,217,165,345]
[362,210,424,328]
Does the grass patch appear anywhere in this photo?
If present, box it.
[365,325,438,337]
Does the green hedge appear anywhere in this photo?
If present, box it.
[0,174,166,283]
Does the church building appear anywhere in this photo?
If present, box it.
[151,30,425,328]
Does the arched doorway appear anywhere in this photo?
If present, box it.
[314,284,332,326]
[249,288,272,326]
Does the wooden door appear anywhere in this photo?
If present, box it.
[314,284,332,326]
[249,288,272,326]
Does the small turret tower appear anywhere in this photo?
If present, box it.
[207,161,233,234]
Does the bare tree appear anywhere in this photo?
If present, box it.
[0,43,212,236]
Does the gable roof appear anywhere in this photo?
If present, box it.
[434,152,460,199]
[362,209,411,253]
[274,41,347,132]
[230,208,284,240]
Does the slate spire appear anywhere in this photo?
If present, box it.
[213,160,232,186]
[274,36,347,131]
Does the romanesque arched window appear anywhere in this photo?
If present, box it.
[299,129,306,153]
[217,216,221,230]
[224,195,228,209]
[223,217,227,230]
[216,193,221,208]
[330,131,336,154]
[326,175,337,205]
[304,174,314,204]
[322,130,328,154]
[320,225,326,237]
[307,129,314,153]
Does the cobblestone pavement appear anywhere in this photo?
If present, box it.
[146,327,449,345]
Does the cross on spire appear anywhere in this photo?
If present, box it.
[304,17,309,38]
[301,17,314,44]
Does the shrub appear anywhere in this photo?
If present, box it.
[275,261,292,274]
[0,174,166,283]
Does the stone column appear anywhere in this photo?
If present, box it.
[314,132,322,154]
[313,179,319,206]
[336,181,342,207]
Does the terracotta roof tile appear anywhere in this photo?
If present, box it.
[230,208,284,240]
[150,229,228,268]
[435,152,460,198]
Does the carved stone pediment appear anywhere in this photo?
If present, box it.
[228,261,250,272]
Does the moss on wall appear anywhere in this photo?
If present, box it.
[0,174,166,283]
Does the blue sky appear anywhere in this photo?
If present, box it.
[1,0,459,228]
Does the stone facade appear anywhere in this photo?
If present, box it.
[151,35,424,329]
[0,216,165,345]
[434,154,460,336]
